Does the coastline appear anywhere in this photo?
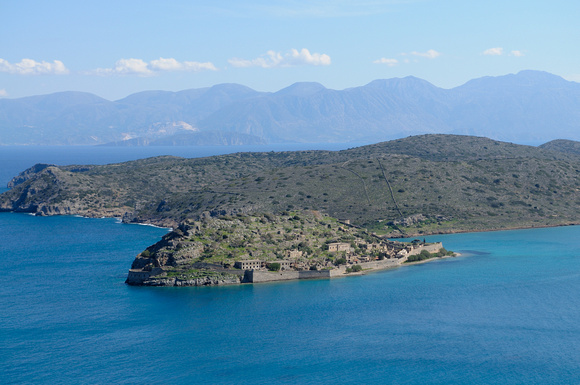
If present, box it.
[390,222,580,239]
[127,242,449,287]
[9,206,580,237]
[340,252,463,278]
[403,252,462,266]
[3,208,577,288]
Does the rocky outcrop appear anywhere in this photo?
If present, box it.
[7,164,54,189]
[126,267,243,286]
[138,275,242,287]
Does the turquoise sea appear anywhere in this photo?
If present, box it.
[1,146,579,384]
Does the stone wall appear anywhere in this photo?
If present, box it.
[356,258,402,270]
[126,270,151,284]
[244,269,332,283]
[408,242,443,256]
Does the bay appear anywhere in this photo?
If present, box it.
[1,146,579,384]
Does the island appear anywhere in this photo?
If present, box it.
[2,134,579,287]
[125,210,453,286]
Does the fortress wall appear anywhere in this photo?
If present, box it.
[126,270,151,284]
[298,270,332,279]
[357,259,402,270]
[408,242,443,256]
[246,269,332,283]
[245,270,299,283]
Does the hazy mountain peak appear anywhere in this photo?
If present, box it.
[275,82,327,97]
[207,83,258,93]
[458,70,570,91]
[516,69,564,80]
[115,90,187,104]
[365,76,440,92]
[21,91,110,107]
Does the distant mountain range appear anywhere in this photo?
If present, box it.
[1,70,579,145]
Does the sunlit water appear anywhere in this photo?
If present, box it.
[1,146,579,384]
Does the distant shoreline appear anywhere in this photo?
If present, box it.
[390,222,580,239]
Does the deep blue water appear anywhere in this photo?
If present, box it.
[1,146,580,384]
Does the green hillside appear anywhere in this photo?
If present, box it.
[2,134,580,236]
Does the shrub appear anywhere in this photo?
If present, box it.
[267,262,281,271]
[346,265,363,273]
[407,249,433,262]
[335,257,347,266]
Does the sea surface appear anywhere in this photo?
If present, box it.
[1,146,579,384]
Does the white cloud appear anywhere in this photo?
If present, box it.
[114,58,152,75]
[149,57,183,71]
[510,50,525,57]
[0,58,69,75]
[228,51,282,68]
[287,48,331,66]
[373,58,399,67]
[410,49,441,59]
[374,49,440,66]
[483,47,503,56]
[94,58,153,76]
[93,57,217,76]
[229,48,331,68]
[150,57,217,72]
[0,89,7,97]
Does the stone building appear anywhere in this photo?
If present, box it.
[286,250,303,259]
[268,260,292,270]
[328,242,352,253]
[234,260,263,270]
[235,259,294,270]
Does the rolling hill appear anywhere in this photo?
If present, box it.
[2,134,580,237]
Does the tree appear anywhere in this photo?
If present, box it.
[335,257,347,266]
[267,262,281,271]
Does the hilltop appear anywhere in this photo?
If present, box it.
[539,139,580,156]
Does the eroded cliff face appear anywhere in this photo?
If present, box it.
[130,224,202,270]
[126,221,247,286]
[1,166,66,213]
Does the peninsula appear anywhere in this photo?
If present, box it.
[2,134,579,286]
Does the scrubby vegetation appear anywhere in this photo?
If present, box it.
[406,248,455,263]
[345,265,363,273]
[129,210,396,277]
[3,134,580,237]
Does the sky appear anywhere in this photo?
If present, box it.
[1,0,579,100]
